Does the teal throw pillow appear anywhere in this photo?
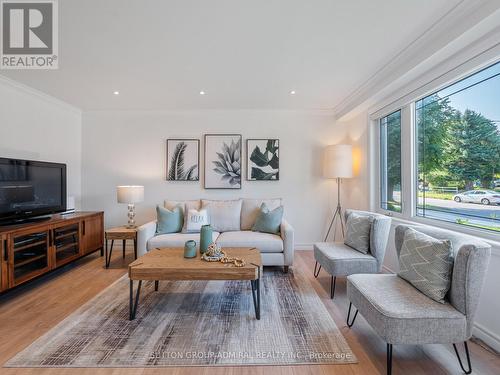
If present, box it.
[156,205,183,234]
[252,203,284,234]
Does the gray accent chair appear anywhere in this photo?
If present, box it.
[346,224,491,375]
[313,209,392,298]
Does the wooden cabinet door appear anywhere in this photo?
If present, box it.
[9,228,51,287]
[0,235,7,291]
[81,214,104,254]
[52,221,81,267]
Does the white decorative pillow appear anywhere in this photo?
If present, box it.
[185,208,209,233]
[164,200,200,233]
[201,199,242,232]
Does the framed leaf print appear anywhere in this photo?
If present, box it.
[166,139,200,181]
[247,139,279,180]
[204,134,242,189]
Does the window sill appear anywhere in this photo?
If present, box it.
[386,214,500,257]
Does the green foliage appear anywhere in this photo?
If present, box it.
[419,97,500,191]
[425,170,453,188]
[444,110,500,189]
[417,96,458,175]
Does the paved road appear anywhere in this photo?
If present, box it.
[420,197,500,213]
[417,197,500,229]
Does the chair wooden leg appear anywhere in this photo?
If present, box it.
[387,343,393,375]
[453,342,472,374]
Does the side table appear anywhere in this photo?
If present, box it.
[105,226,137,268]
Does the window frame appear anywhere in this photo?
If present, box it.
[379,109,403,214]
[370,57,500,242]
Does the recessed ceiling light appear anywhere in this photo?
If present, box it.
[199,90,206,95]
[113,91,120,95]
[290,90,296,95]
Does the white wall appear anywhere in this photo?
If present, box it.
[0,77,82,207]
[80,110,366,246]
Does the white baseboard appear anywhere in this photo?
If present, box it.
[295,244,313,251]
[473,322,500,352]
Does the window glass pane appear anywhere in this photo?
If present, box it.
[380,110,402,212]
[416,61,500,232]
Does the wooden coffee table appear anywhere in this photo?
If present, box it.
[128,247,262,320]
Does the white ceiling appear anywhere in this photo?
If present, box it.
[1,0,465,111]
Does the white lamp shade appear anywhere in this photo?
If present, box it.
[117,186,144,204]
[323,144,353,178]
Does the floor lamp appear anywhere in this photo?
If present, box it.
[323,144,353,241]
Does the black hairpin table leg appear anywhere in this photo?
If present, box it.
[129,279,142,320]
[250,265,261,320]
[106,240,114,268]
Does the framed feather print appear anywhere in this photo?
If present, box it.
[204,134,242,189]
[166,139,200,181]
[247,139,279,180]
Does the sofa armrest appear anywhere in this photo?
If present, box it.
[136,220,157,257]
[280,219,294,266]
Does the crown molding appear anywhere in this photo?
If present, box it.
[333,0,500,120]
[0,74,81,115]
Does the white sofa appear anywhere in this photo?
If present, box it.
[137,198,294,270]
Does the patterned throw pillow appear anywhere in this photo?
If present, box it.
[344,213,373,254]
[398,227,453,303]
[185,208,209,233]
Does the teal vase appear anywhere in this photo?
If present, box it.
[200,224,213,254]
[184,240,197,258]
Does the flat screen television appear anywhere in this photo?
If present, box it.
[0,158,67,225]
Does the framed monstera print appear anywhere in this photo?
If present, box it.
[247,139,279,180]
[204,134,242,189]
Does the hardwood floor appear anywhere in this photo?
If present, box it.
[0,249,498,374]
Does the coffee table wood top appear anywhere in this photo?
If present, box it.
[128,247,262,281]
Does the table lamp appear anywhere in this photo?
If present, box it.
[323,144,353,241]
[117,185,144,228]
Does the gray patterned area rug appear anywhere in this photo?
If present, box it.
[6,269,356,367]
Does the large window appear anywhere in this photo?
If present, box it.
[416,62,500,232]
[380,110,402,213]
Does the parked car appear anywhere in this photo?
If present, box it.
[494,179,500,188]
[453,190,500,205]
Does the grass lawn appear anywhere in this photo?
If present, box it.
[417,191,454,200]
[457,221,500,232]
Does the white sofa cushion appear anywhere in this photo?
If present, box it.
[201,199,242,232]
[164,200,201,233]
[147,231,220,251]
[241,198,282,230]
[216,231,283,253]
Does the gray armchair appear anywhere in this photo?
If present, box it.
[346,224,491,375]
[313,209,392,298]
